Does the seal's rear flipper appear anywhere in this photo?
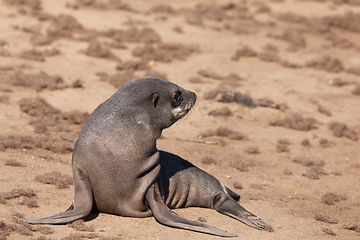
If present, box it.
[213,194,265,230]
[15,167,93,225]
[145,184,237,237]
[224,186,240,202]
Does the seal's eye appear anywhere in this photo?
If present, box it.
[174,91,181,102]
[172,91,182,107]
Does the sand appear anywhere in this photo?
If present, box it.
[0,0,360,239]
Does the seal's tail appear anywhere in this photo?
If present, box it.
[15,167,93,225]
[213,193,266,230]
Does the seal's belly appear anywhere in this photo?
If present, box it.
[90,162,160,218]
[79,146,160,217]
[91,177,152,217]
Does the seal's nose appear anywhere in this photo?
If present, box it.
[189,91,197,104]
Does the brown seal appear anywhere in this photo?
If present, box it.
[18,77,265,237]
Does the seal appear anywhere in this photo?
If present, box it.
[18,77,265,237]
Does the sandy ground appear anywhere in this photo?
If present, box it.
[1,0,360,239]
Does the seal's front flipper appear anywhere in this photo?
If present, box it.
[145,184,237,237]
[15,167,93,225]
[213,194,265,230]
[15,204,89,224]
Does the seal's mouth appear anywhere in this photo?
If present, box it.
[172,101,195,119]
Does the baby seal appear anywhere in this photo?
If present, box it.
[19,77,265,237]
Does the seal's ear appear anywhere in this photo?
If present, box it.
[152,93,159,108]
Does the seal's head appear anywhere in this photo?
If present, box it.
[147,77,196,130]
[118,77,196,132]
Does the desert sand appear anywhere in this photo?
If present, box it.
[1,0,360,239]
